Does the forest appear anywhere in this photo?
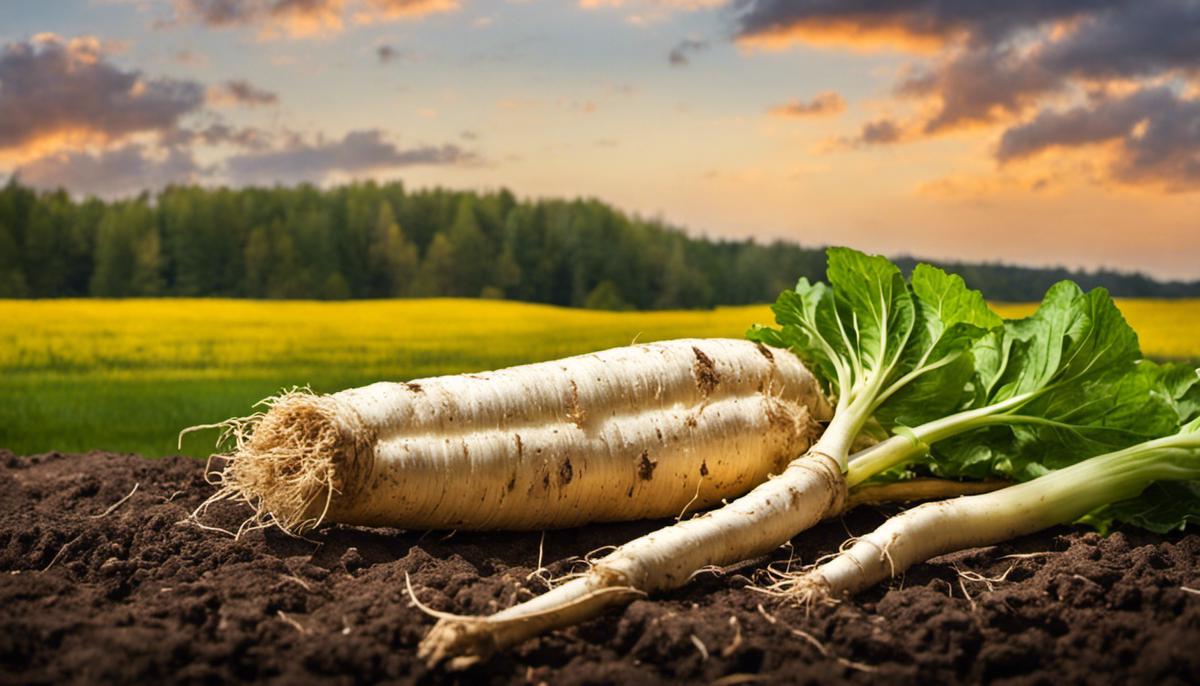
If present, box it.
[0,177,1196,308]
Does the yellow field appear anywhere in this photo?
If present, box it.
[0,298,775,381]
[1,298,1196,457]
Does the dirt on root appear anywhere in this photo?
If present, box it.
[2,450,1199,686]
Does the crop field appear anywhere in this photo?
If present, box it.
[2,297,1197,457]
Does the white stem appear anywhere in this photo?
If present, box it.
[810,438,1200,598]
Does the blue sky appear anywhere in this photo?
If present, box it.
[1,0,1198,278]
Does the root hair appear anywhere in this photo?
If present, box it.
[188,388,371,537]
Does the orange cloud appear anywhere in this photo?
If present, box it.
[354,0,459,23]
[0,35,204,156]
[736,21,948,54]
[579,0,727,8]
[768,91,846,118]
[0,130,111,166]
[268,0,345,38]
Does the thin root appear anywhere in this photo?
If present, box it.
[785,623,878,673]
[998,551,1059,561]
[690,634,709,661]
[675,474,705,522]
[954,564,1015,592]
[277,610,310,635]
[42,533,84,573]
[91,482,139,519]
[722,616,743,657]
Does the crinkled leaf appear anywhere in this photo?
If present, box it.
[1008,362,1180,472]
[1161,365,1200,424]
[931,284,1154,479]
[751,249,995,441]
[1079,481,1200,534]
[874,265,1001,427]
[748,278,846,397]
[988,283,1139,403]
[910,263,1002,335]
[825,247,915,374]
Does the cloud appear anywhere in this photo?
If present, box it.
[0,35,204,156]
[224,128,477,184]
[735,0,1200,189]
[582,0,728,25]
[172,0,260,27]
[738,1,1200,134]
[768,91,845,117]
[357,0,459,21]
[377,44,399,62]
[997,87,1200,190]
[733,0,1113,51]
[162,123,273,150]
[375,44,418,63]
[893,2,1200,134]
[582,0,727,9]
[843,117,911,147]
[170,49,209,66]
[16,143,204,197]
[169,0,345,37]
[208,79,279,107]
[171,0,458,37]
[269,0,346,37]
[668,38,708,66]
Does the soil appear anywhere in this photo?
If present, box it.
[2,450,1199,686]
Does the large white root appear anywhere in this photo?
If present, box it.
[198,338,830,534]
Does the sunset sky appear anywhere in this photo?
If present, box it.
[1,0,1197,278]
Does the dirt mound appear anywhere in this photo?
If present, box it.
[2,450,1198,685]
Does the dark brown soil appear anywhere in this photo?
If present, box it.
[2,450,1199,685]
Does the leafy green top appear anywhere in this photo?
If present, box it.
[929,281,1167,480]
[748,248,999,450]
[1079,367,1200,534]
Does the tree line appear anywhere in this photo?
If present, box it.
[0,178,1196,307]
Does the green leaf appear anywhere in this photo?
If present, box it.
[1161,364,1200,423]
[824,247,915,374]
[910,263,1002,334]
[749,247,995,467]
[873,264,1000,427]
[930,283,1154,479]
[748,279,844,397]
[1079,481,1200,534]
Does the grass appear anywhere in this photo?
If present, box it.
[2,298,1196,457]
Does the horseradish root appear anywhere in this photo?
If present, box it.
[199,338,830,534]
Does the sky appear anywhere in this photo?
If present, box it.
[1,0,1198,279]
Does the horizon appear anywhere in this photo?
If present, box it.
[1,1,1198,279]
[5,173,1199,288]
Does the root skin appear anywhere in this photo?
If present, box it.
[418,451,846,667]
[841,478,1011,512]
[199,339,830,535]
[802,487,1072,599]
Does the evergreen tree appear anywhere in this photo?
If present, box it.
[444,197,493,297]
[412,233,456,297]
[0,178,1191,305]
[0,221,28,297]
[367,201,418,297]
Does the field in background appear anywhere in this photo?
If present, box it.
[3,298,1197,457]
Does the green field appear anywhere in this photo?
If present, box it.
[3,298,1197,457]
